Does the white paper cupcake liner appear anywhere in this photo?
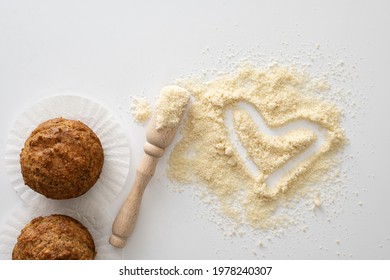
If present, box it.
[0,200,122,260]
[4,94,130,207]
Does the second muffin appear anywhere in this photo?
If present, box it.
[12,214,96,260]
[20,117,104,199]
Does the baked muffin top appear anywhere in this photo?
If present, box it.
[12,214,96,260]
[20,118,104,199]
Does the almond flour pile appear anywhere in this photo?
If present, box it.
[167,64,346,230]
[130,97,151,123]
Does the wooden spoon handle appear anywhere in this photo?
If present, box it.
[109,144,163,248]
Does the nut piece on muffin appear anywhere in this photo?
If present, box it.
[12,214,96,260]
[20,118,104,199]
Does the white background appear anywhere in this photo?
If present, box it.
[0,0,389,259]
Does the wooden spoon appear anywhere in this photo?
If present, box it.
[109,87,189,248]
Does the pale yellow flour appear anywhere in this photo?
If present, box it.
[168,64,346,230]
[155,86,190,130]
[130,97,151,123]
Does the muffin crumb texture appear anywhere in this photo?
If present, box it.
[20,118,104,199]
[12,214,96,260]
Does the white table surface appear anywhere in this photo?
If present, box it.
[0,0,389,259]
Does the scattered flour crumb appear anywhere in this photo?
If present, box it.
[314,194,322,209]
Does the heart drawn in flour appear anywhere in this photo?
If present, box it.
[225,102,329,199]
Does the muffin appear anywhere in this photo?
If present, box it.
[20,118,104,199]
[12,214,96,260]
